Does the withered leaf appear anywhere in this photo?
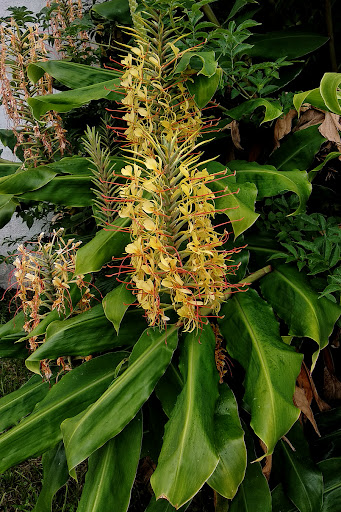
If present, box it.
[294,386,320,436]
[318,112,341,146]
[294,108,325,132]
[274,109,297,149]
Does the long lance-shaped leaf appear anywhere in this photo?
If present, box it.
[150,324,219,509]
[219,289,303,454]
[0,167,56,195]
[228,160,311,215]
[102,283,135,334]
[33,442,69,512]
[318,458,341,512]
[75,220,130,274]
[207,384,247,499]
[61,325,178,473]
[19,175,93,207]
[229,427,271,512]
[260,264,341,367]
[25,306,145,367]
[77,412,142,512]
[0,194,16,228]
[225,98,283,123]
[0,375,49,432]
[0,352,126,473]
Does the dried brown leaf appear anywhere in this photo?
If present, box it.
[318,112,341,146]
[224,120,243,150]
[274,109,297,149]
[294,108,325,132]
[297,362,330,412]
[294,386,320,436]
[259,439,272,481]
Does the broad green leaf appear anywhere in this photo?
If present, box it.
[145,497,191,511]
[48,156,127,176]
[318,458,341,512]
[293,88,328,113]
[226,98,283,124]
[268,125,326,172]
[0,159,21,177]
[19,175,93,207]
[77,412,142,512]
[229,428,271,512]
[75,220,130,274]
[247,31,328,59]
[27,79,121,118]
[272,484,299,512]
[208,384,246,499]
[0,312,25,339]
[320,73,341,115]
[229,160,311,215]
[26,306,145,366]
[280,435,323,512]
[260,264,341,366]
[0,167,56,195]
[92,0,132,23]
[0,336,28,358]
[0,375,49,432]
[174,51,218,77]
[0,352,126,473]
[219,289,302,454]
[33,442,69,512]
[155,363,183,418]
[0,194,16,228]
[187,68,222,108]
[0,131,23,162]
[151,324,219,509]
[227,0,258,21]
[62,325,178,473]
[102,283,135,334]
[27,60,119,89]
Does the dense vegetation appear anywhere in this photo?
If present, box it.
[0,1,340,511]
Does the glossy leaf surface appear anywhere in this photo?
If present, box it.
[19,175,93,207]
[318,458,341,512]
[219,289,302,454]
[208,384,246,499]
[92,0,132,23]
[247,31,328,59]
[77,413,142,512]
[0,167,56,195]
[0,353,126,473]
[187,68,222,108]
[62,326,178,472]
[151,324,219,509]
[320,73,341,115]
[102,283,135,334]
[226,98,283,123]
[229,160,311,214]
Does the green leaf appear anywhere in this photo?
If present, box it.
[318,458,341,512]
[155,363,183,419]
[0,375,49,432]
[0,131,24,162]
[207,384,247,499]
[26,306,145,367]
[268,126,326,172]
[151,324,219,509]
[27,79,121,118]
[92,0,132,24]
[260,264,341,366]
[0,167,56,195]
[75,220,130,274]
[293,88,329,113]
[0,159,21,178]
[102,283,135,334]
[227,0,258,21]
[308,152,341,181]
[27,60,119,89]
[0,352,126,473]
[77,412,142,512]
[0,194,16,228]
[320,73,341,115]
[19,175,93,207]
[272,484,299,512]
[33,442,69,512]
[247,31,328,59]
[61,325,178,473]
[225,98,283,124]
[0,312,25,339]
[174,51,218,78]
[229,160,312,215]
[187,68,222,108]
[219,289,302,454]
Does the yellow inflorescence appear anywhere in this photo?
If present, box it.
[115,14,234,331]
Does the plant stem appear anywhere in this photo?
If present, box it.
[202,5,220,27]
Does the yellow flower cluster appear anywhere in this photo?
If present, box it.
[116,13,235,331]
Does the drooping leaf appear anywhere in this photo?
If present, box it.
[75,220,130,274]
[247,31,328,59]
[62,325,178,473]
[92,0,132,24]
[27,79,121,118]
[0,194,17,228]
[174,51,218,77]
[320,73,341,115]
[0,167,56,195]
[260,264,341,366]
[33,442,69,512]
[268,126,326,172]
[318,458,341,512]
[77,412,142,512]
[187,68,222,108]
[229,160,311,215]
[0,375,49,432]
[19,175,93,207]
[0,159,21,177]
[225,98,283,124]
[151,324,219,509]
[102,283,135,334]
[207,384,247,499]
[0,352,126,473]
[227,0,258,21]
[219,289,303,454]
[0,336,28,358]
[293,88,328,114]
